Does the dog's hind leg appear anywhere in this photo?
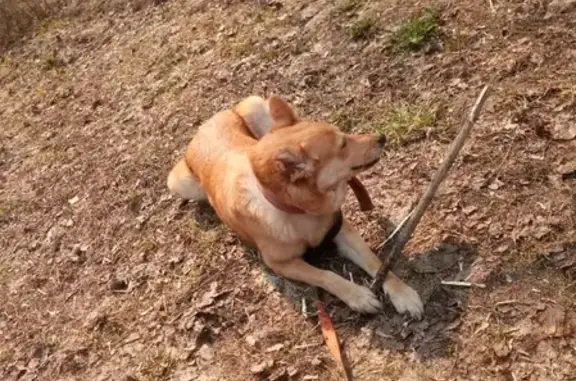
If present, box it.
[167,159,207,201]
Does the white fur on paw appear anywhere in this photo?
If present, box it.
[384,283,424,319]
[343,285,382,314]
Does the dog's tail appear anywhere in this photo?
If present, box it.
[233,96,274,139]
[167,158,206,201]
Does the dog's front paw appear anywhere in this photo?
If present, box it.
[383,275,424,319]
[342,284,382,314]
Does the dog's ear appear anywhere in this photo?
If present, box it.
[269,95,298,128]
[275,146,312,182]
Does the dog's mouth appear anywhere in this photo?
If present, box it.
[351,158,380,171]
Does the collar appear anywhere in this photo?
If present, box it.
[348,176,374,212]
[257,177,374,215]
[257,182,306,214]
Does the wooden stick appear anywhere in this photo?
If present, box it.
[371,85,492,293]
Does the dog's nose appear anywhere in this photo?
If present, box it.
[377,134,387,146]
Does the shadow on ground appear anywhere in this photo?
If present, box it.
[186,199,479,361]
[264,236,477,362]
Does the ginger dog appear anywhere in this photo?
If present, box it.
[167,95,423,317]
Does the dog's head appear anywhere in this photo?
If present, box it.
[250,96,386,215]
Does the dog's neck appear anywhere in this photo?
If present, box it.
[256,178,373,215]
[256,181,306,214]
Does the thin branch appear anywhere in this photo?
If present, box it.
[441,280,486,288]
[371,85,492,293]
[375,209,414,251]
[488,0,497,13]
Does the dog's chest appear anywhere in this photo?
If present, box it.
[236,171,335,247]
[272,213,333,247]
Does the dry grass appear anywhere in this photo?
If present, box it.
[0,0,61,51]
[0,0,162,52]
[349,17,377,40]
[1,0,576,380]
[334,0,363,13]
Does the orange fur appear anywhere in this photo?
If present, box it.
[167,95,423,317]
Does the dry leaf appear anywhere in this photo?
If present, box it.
[316,300,352,381]
[533,225,552,240]
[250,359,274,375]
[287,366,298,377]
[268,367,288,381]
[197,282,219,308]
[539,305,566,337]
[551,120,576,141]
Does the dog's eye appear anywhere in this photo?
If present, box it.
[340,139,347,149]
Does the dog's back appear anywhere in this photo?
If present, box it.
[167,96,273,204]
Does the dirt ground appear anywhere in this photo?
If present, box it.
[1,0,576,380]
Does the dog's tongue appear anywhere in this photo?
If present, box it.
[348,177,374,211]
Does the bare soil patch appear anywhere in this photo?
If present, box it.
[1,0,575,380]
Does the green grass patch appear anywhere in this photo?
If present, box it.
[369,104,436,146]
[392,9,438,51]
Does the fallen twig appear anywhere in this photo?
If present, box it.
[488,0,496,13]
[316,300,352,381]
[441,280,486,288]
[375,209,414,251]
[371,85,492,293]
[495,299,519,306]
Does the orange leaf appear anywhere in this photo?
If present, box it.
[316,300,352,381]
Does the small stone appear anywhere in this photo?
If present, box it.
[245,335,257,347]
[197,344,214,362]
[61,219,74,227]
[488,179,503,190]
[310,357,322,366]
[493,342,510,358]
[550,119,576,141]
